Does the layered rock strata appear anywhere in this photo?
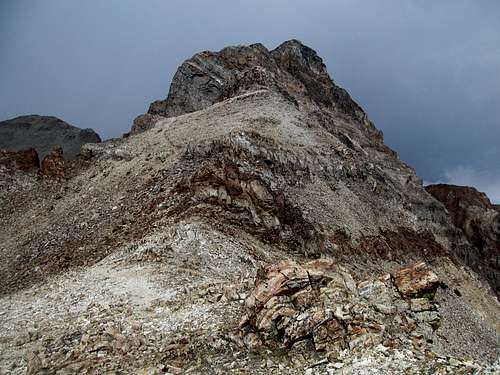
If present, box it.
[0,40,498,374]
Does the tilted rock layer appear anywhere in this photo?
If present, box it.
[240,260,442,353]
[0,41,498,374]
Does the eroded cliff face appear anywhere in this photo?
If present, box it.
[426,184,500,294]
[0,41,498,374]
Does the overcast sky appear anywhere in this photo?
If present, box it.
[1,1,499,202]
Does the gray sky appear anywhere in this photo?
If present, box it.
[1,1,499,202]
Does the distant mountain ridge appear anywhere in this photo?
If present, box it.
[0,114,101,160]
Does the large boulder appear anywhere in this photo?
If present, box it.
[393,262,440,298]
[0,115,101,160]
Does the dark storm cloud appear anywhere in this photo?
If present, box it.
[1,0,499,201]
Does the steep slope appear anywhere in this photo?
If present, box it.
[426,184,500,294]
[0,41,498,374]
[135,40,481,283]
[0,115,101,160]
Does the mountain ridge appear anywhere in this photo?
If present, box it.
[0,114,101,160]
[0,40,498,374]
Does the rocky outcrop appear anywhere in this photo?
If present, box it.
[240,260,442,355]
[393,262,440,298]
[426,184,494,221]
[0,148,39,172]
[0,146,68,179]
[426,184,500,294]
[39,146,65,179]
[0,115,101,160]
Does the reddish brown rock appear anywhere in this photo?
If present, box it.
[0,148,39,172]
[393,262,439,298]
[241,259,442,353]
[426,184,493,228]
[130,113,166,135]
[246,260,310,310]
[426,184,500,295]
[40,146,65,179]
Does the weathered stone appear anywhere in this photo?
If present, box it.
[240,259,445,355]
[414,310,441,327]
[291,289,316,309]
[131,113,166,135]
[223,284,241,301]
[0,148,39,172]
[410,298,435,312]
[393,262,439,298]
[250,261,311,308]
[255,296,295,332]
[40,146,65,179]
[348,331,382,351]
[243,333,261,350]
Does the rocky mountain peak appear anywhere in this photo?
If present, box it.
[1,41,499,374]
[271,39,330,78]
[140,40,375,138]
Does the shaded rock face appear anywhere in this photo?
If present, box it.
[426,184,500,294]
[140,40,381,141]
[0,115,101,160]
[240,260,442,353]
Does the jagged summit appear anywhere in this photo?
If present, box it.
[133,40,379,140]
